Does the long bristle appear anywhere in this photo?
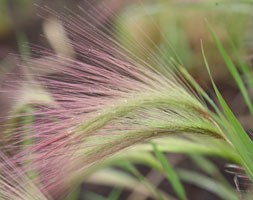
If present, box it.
[0,2,225,199]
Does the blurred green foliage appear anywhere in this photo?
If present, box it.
[0,0,36,37]
[115,1,252,82]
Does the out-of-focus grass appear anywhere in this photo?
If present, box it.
[115,0,252,83]
[0,1,253,200]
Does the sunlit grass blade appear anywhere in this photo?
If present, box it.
[201,42,253,180]
[119,162,166,200]
[236,57,253,93]
[85,168,168,200]
[17,32,31,61]
[152,143,187,200]
[131,137,240,164]
[191,155,222,176]
[107,188,122,200]
[230,42,253,94]
[177,169,238,200]
[209,25,253,115]
[190,155,234,189]
[65,186,80,200]
[83,192,106,200]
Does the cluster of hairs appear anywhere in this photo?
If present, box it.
[0,2,224,199]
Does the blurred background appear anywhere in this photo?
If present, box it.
[0,0,253,199]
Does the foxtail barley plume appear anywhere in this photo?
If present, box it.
[0,3,225,199]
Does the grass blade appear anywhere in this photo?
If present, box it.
[120,162,166,200]
[178,169,238,200]
[107,188,122,200]
[65,186,81,200]
[209,25,253,115]
[201,41,253,180]
[152,143,187,200]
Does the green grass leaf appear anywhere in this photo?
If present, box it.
[209,25,253,115]
[107,188,122,200]
[120,162,166,200]
[65,186,81,200]
[16,32,31,61]
[230,42,253,95]
[178,169,238,200]
[201,41,253,180]
[152,143,187,200]
[190,155,233,189]
[83,192,106,200]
